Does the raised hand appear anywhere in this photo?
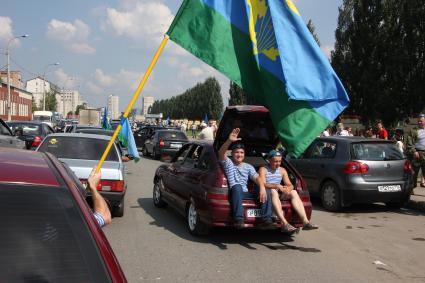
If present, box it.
[228,128,241,142]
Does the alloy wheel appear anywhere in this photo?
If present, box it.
[188,203,197,232]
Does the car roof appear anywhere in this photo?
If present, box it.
[0,148,60,187]
[317,136,392,143]
[155,129,183,133]
[8,120,42,124]
[47,133,113,140]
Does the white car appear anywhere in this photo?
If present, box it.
[37,133,127,217]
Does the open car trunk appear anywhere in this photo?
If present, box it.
[213,105,280,157]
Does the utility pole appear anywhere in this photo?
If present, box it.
[6,34,28,121]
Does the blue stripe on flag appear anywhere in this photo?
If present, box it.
[268,0,349,103]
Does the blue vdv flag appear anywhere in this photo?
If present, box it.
[203,113,208,124]
[118,118,140,162]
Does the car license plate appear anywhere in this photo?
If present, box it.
[170,143,182,149]
[378,185,401,192]
[246,209,262,218]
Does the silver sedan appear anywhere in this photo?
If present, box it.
[37,133,127,217]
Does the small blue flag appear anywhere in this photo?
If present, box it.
[118,118,140,162]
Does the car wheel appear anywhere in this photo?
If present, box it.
[113,197,125,217]
[142,146,149,157]
[153,179,167,208]
[187,198,210,236]
[321,180,342,211]
[153,148,161,160]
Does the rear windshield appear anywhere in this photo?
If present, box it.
[38,136,119,161]
[8,123,41,136]
[0,184,111,282]
[351,142,404,161]
[158,131,188,140]
[34,115,52,122]
[76,129,114,136]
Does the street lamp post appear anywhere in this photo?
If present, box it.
[42,62,60,111]
[6,34,28,121]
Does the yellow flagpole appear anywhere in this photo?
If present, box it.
[96,35,169,173]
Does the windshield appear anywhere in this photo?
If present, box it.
[34,115,52,122]
[38,136,119,161]
[0,184,111,282]
[351,142,404,161]
[8,123,41,136]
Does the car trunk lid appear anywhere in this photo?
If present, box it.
[59,158,122,180]
[213,106,279,154]
[350,141,406,182]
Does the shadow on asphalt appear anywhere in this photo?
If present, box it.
[310,197,425,217]
[134,198,321,252]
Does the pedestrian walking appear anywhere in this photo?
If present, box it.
[335,123,349,136]
[321,126,331,137]
[376,121,388,140]
[191,123,197,139]
[405,114,425,188]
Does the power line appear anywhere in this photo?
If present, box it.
[9,57,39,78]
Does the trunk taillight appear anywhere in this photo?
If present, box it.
[32,136,42,147]
[344,161,369,174]
[404,160,413,173]
[97,180,125,192]
[159,138,165,148]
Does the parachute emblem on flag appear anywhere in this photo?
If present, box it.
[247,0,279,61]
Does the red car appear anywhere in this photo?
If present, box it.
[0,148,127,282]
[153,106,312,235]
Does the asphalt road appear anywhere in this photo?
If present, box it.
[104,157,425,283]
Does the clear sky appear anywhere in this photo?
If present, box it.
[1,0,342,110]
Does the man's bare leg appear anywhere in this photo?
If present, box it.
[271,189,288,226]
[289,190,309,225]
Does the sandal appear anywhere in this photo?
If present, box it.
[281,223,300,235]
[420,183,425,188]
[303,222,319,230]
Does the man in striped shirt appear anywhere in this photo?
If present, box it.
[219,128,272,229]
[258,150,318,234]
[87,167,112,227]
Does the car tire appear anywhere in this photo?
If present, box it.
[142,146,149,157]
[321,180,342,212]
[153,179,167,208]
[153,148,161,160]
[113,197,125,217]
[186,198,210,236]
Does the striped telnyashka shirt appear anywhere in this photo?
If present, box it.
[220,157,258,192]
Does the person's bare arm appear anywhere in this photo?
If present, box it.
[279,167,294,194]
[218,128,241,161]
[88,168,112,225]
[255,168,268,203]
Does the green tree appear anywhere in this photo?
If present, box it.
[228,81,259,106]
[150,77,224,119]
[44,90,58,112]
[75,104,86,115]
[32,99,39,112]
[332,0,425,126]
[307,19,321,46]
